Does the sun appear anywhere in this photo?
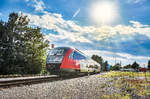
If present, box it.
[90,1,118,25]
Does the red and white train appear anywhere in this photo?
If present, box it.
[46,47,101,76]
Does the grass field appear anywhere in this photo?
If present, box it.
[99,71,150,78]
[98,71,150,99]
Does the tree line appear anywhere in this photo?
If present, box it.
[92,54,150,71]
[0,13,49,75]
[112,61,140,71]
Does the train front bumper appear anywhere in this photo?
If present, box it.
[46,63,61,75]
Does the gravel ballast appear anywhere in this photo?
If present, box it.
[0,73,117,99]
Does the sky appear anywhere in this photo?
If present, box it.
[0,0,150,66]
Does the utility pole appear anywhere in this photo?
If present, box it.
[113,56,116,66]
[115,57,116,65]
[144,64,147,85]
[120,60,121,66]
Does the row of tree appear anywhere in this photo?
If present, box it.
[123,62,140,69]
[0,13,49,75]
[111,61,140,70]
[91,54,150,71]
[148,60,150,70]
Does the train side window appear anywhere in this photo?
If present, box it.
[73,51,86,60]
[72,51,80,60]
[73,51,78,60]
[69,52,74,59]
[69,51,86,60]
[80,54,86,60]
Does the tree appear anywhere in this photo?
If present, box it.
[131,61,139,70]
[103,61,108,71]
[0,13,19,74]
[0,20,7,73]
[124,64,132,69]
[0,12,48,74]
[91,55,103,65]
[148,60,150,70]
[111,63,121,70]
[23,27,49,74]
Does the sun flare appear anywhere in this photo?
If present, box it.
[90,1,118,25]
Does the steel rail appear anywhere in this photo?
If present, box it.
[0,75,60,88]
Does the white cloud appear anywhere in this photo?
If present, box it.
[45,34,66,42]
[72,8,80,19]
[83,50,149,67]
[130,21,149,28]
[23,0,150,44]
[94,21,150,41]
[24,10,150,45]
[33,0,45,11]
[25,12,92,43]
[25,0,45,11]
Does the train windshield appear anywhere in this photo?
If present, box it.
[46,48,69,63]
[48,49,64,56]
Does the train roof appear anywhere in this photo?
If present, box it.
[52,47,71,50]
[52,47,84,53]
[52,46,87,56]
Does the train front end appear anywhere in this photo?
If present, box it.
[46,47,70,75]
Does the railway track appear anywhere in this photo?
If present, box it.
[0,75,60,88]
[0,73,94,88]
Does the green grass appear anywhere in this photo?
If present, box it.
[98,71,150,99]
[98,71,150,78]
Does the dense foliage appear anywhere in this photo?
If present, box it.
[123,64,132,69]
[0,13,49,75]
[123,61,139,70]
[148,60,150,70]
[111,63,121,70]
[131,61,140,69]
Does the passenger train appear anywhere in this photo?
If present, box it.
[46,47,101,76]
